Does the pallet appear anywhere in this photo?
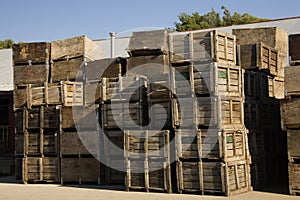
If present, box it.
[170,62,244,97]
[169,30,236,66]
[176,159,251,196]
[239,42,278,76]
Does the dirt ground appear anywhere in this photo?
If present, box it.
[0,177,298,200]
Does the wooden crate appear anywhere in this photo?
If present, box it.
[289,34,300,62]
[51,35,99,61]
[147,73,172,100]
[14,86,27,110]
[281,98,300,130]
[127,55,170,76]
[14,64,49,85]
[148,100,172,129]
[13,42,50,64]
[125,158,172,193]
[176,128,249,161]
[51,57,84,82]
[124,130,170,159]
[250,160,267,189]
[176,160,251,196]
[169,30,236,65]
[15,130,59,157]
[289,161,300,195]
[24,107,60,130]
[170,63,244,97]
[84,80,102,106]
[127,30,168,56]
[287,130,300,160]
[21,157,60,183]
[60,157,101,184]
[102,75,147,102]
[247,131,265,161]
[244,99,260,129]
[233,27,288,55]
[285,66,300,97]
[260,99,281,129]
[85,58,125,80]
[240,43,278,76]
[244,71,258,99]
[60,131,100,157]
[101,102,147,129]
[62,81,83,107]
[15,109,25,133]
[102,130,125,185]
[61,106,99,130]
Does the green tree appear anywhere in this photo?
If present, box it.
[0,39,13,49]
[175,7,268,31]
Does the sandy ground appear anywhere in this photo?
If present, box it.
[0,180,298,200]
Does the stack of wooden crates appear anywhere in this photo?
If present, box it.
[281,33,300,196]
[233,27,288,189]
[14,36,103,184]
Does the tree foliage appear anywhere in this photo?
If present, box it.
[175,6,269,31]
[0,39,13,49]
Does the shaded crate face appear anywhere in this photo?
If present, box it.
[14,86,27,109]
[14,65,48,85]
[51,57,84,82]
[127,160,145,188]
[287,130,300,158]
[26,108,41,129]
[289,34,300,61]
[13,42,50,64]
[244,101,259,129]
[104,131,124,158]
[148,101,171,129]
[15,109,25,133]
[244,71,258,98]
[148,73,172,99]
[104,159,125,185]
[196,97,217,127]
[172,98,195,128]
[250,161,266,188]
[289,162,300,191]
[176,130,200,159]
[281,98,300,130]
[43,107,60,129]
[285,66,300,96]
[84,81,102,105]
[247,131,265,160]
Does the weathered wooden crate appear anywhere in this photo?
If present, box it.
[233,27,288,56]
[124,130,170,159]
[15,130,59,157]
[169,30,236,65]
[289,161,300,195]
[247,131,265,161]
[170,63,244,97]
[61,106,99,130]
[127,30,168,56]
[102,75,147,102]
[257,73,284,99]
[244,71,258,99]
[84,80,102,106]
[85,58,125,80]
[148,100,172,129]
[287,130,300,160]
[60,131,100,157]
[125,158,172,193]
[51,57,84,82]
[176,160,251,196]
[250,160,267,189]
[101,130,125,185]
[289,34,300,62]
[233,27,288,78]
[51,35,100,61]
[14,64,49,85]
[62,81,83,107]
[176,128,249,162]
[127,55,170,76]
[13,42,50,64]
[281,98,300,130]
[147,73,172,99]
[260,99,281,129]
[101,102,147,129]
[15,109,25,133]
[285,66,300,97]
[21,157,60,183]
[60,157,101,184]
[244,99,260,129]
[14,86,27,110]
[240,43,278,76]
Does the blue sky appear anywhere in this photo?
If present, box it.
[1,0,299,42]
